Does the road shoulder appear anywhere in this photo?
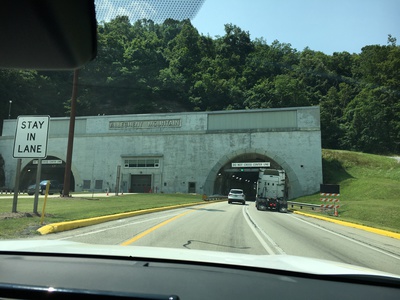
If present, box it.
[293,211,400,240]
[37,201,210,235]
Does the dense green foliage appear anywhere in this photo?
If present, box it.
[1,18,399,154]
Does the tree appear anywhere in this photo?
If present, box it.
[244,79,273,109]
[353,43,400,90]
[295,48,335,105]
[0,15,398,156]
[340,87,399,153]
[217,24,254,70]
[320,82,359,150]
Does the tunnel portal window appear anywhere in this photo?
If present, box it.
[95,180,103,189]
[83,180,91,189]
[124,158,160,168]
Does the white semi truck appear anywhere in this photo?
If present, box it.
[255,169,288,212]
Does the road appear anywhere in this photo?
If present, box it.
[32,201,400,276]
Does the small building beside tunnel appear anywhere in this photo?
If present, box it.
[0,106,323,199]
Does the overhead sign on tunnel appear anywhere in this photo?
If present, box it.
[13,115,50,158]
[232,162,270,168]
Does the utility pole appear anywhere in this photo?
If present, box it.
[8,100,12,119]
[63,69,79,197]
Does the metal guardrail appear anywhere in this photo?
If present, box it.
[0,189,28,195]
[203,194,228,201]
[201,197,335,213]
[201,198,323,207]
[287,201,320,210]
[287,201,341,217]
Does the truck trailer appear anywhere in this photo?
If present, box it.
[255,169,288,212]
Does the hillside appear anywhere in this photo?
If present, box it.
[295,149,400,233]
[1,18,399,154]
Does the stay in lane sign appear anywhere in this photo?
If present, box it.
[13,116,50,158]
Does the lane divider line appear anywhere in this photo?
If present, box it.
[56,212,185,240]
[244,206,286,255]
[120,205,210,246]
[242,206,278,255]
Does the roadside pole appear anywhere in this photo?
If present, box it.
[11,158,21,213]
[63,69,79,197]
[40,181,50,225]
[33,158,42,214]
[115,165,121,196]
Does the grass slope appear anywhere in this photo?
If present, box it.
[0,193,203,239]
[294,149,400,232]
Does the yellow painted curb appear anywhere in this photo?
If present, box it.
[37,201,209,235]
[293,211,400,240]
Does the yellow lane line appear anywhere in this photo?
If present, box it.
[37,202,207,235]
[120,206,204,246]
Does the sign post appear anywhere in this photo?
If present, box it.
[11,159,21,213]
[13,115,50,213]
[33,159,42,214]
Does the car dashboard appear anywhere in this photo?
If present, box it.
[0,249,399,300]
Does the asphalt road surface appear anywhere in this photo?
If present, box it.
[32,201,400,276]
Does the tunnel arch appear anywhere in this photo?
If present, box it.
[203,148,301,200]
[20,155,75,192]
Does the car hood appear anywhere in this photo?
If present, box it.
[0,240,399,280]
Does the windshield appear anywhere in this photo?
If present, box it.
[0,0,399,279]
[230,190,244,194]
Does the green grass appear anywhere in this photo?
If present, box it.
[292,149,400,232]
[0,193,203,239]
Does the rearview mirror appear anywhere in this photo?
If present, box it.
[1,0,97,70]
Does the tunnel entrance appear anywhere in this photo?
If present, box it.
[213,153,283,201]
[20,156,75,192]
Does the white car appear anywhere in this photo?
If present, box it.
[228,189,246,204]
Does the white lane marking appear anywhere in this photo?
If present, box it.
[244,206,286,254]
[242,206,285,255]
[55,212,185,240]
[289,214,400,260]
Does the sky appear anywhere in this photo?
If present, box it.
[191,0,400,54]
